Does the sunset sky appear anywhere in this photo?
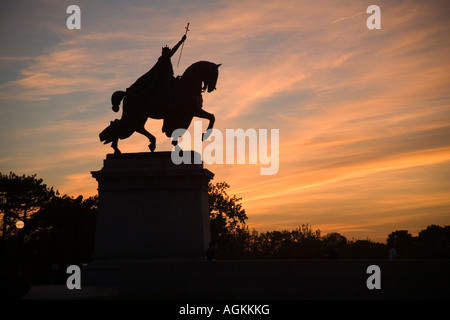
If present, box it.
[1,0,449,242]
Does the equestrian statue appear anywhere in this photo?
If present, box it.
[99,27,220,154]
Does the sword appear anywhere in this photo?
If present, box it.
[177,23,190,68]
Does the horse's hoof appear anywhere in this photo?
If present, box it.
[148,143,156,152]
[202,130,212,141]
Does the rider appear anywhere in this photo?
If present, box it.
[126,34,187,111]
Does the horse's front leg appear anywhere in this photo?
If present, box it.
[194,109,215,141]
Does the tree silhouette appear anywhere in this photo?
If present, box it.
[323,232,347,259]
[0,172,54,297]
[0,172,54,255]
[26,194,97,269]
[386,230,414,258]
[208,182,248,258]
[323,232,347,246]
[417,225,450,259]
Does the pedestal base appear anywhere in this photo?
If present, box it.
[85,152,213,285]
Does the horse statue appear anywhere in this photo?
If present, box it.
[99,60,221,154]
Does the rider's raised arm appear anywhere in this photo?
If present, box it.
[169,35,186,57]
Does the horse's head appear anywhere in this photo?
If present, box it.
[202,63,221,93]
[182,61,221,93]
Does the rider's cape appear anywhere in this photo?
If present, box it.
[126,54,174,97]
[126,61,159,97]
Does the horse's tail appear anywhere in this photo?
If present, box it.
[99,119,134,143]
[111,90,126,112]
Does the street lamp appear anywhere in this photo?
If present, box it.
[15,219,25,278]
[15,220,25,229]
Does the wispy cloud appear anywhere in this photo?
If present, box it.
[0,56,37,62]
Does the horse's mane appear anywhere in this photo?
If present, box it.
[182,61,216,77]
[180,61,220,93]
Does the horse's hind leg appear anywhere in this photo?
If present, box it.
[136,126,156,152]
[111,138,121,154]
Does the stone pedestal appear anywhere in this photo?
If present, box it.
[84,151,213,285]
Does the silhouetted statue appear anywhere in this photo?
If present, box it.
[99,33,220,154]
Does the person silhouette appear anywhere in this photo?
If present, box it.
[389,241,398,260]
[205,242,216,261]
[325,241,338,259]
[124,34,187,111]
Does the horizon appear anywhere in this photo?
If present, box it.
[1,0,450,243]
[2,169,447,245]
